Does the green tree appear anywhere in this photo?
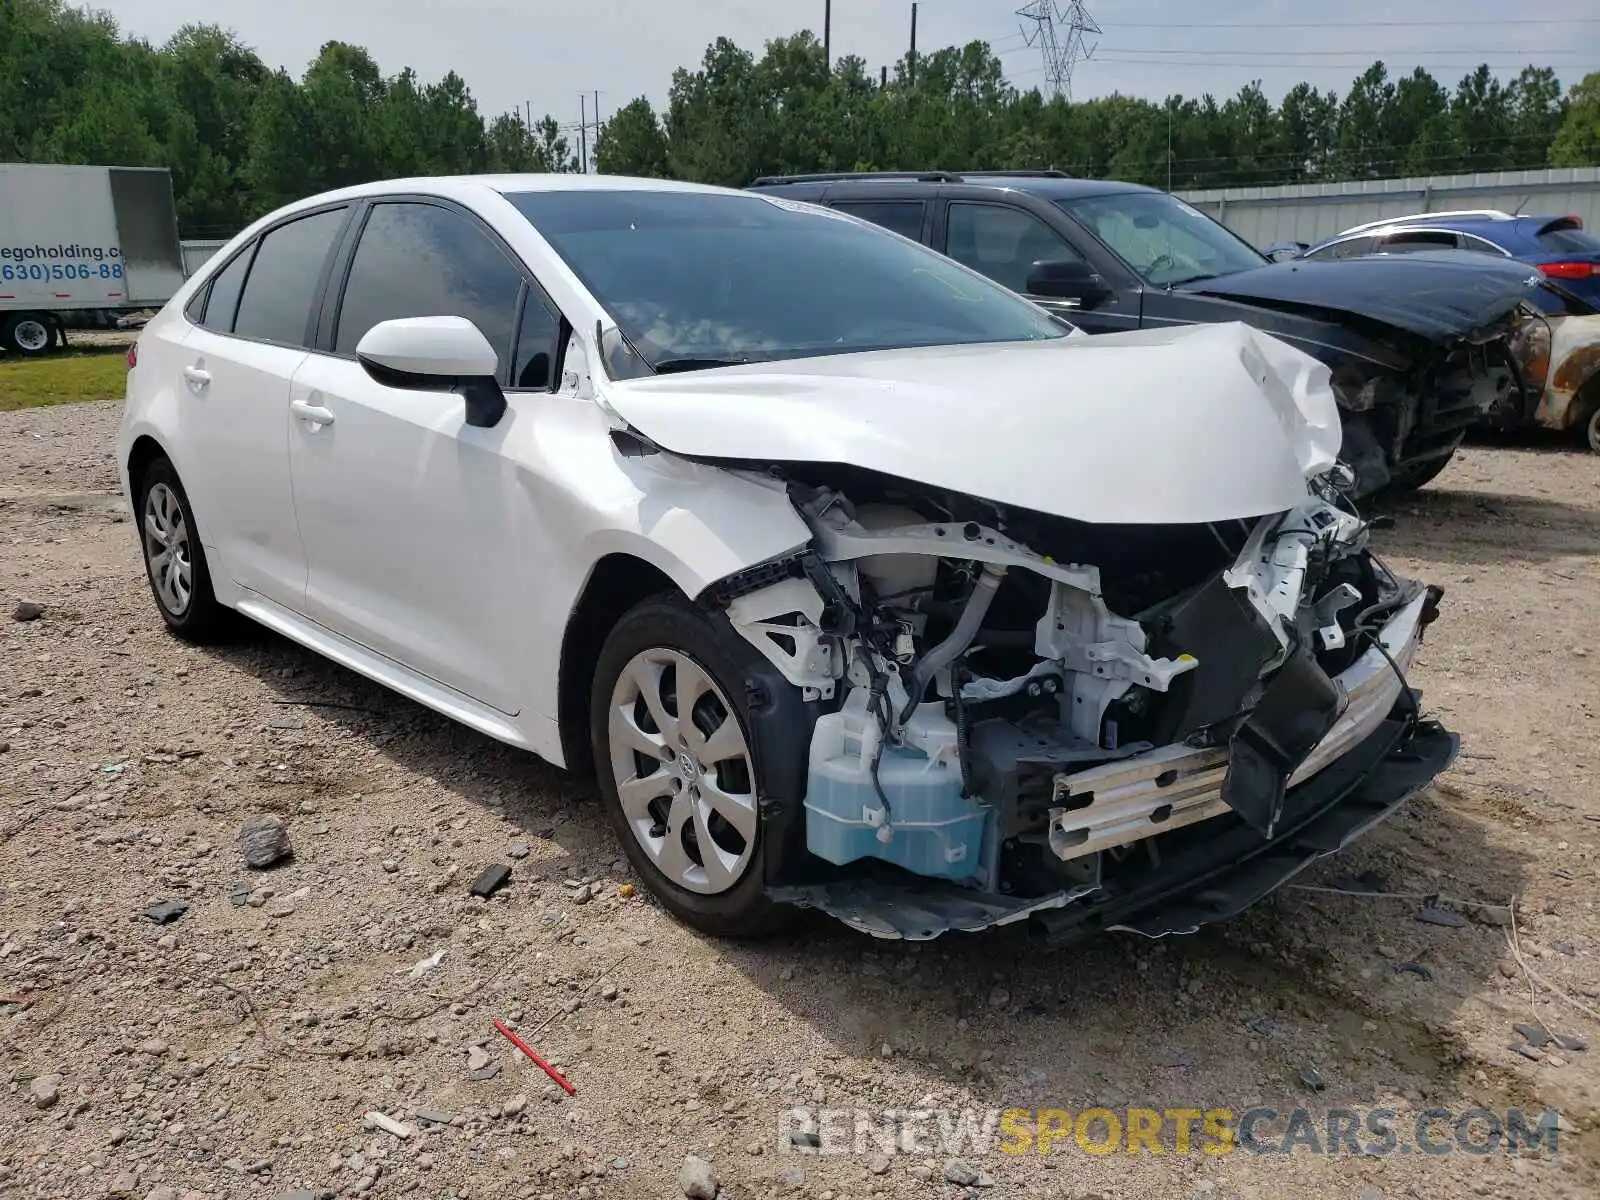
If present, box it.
[1279,83,1338,182]
[528,115,578,173]
[1507,66,1566,168]
[0,4,1585,232]
[665,37,767,185]
[594,97,670,177]
[1547,72,1600,167]
[1383,68,1450,175]
[1334,62,1395,179]
[1451,64,1514,171]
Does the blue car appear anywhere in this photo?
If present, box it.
[1285,210,1600,310]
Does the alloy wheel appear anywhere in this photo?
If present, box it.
[142,482,193,616]
[607,648,758,895]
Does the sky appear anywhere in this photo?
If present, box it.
[102,0,1600,133]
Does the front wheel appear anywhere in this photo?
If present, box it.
[1387,442,1460,493]
[589,594,792,939]
[1586,403,1600,455]
[1,313,55,357]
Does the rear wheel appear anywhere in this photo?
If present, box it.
[1,313,55,357]
[134,456,235,643]
[589,594,793,939]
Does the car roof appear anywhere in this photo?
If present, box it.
[1331,212,1569,247]
[266,173,749,216]
[750,173,1158,201]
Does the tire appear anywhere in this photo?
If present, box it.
[133,456,235,643]
[590,593,794,939]
[1586,402,1600,455]
[1386,442,1460,493]
[1,313,55,357]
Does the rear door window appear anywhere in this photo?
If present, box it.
[1378,230,1461,253]
[232,208,347,347]
[334,202,526,383]
[945,203,1087,293]
[1307,236,1376,261]
[829,201,927,242]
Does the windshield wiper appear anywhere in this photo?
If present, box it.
[652,356,752,374]
[1164,272,1224,288]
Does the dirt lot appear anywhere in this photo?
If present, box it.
[1,400,1597,1200]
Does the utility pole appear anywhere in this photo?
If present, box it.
[909,3,918,86]
[523,100,531,131]
[579,94,587,174]
[881,65,888,87]
[1166,105,1173,192]
[593,90,601,173]
[824,0,831,70]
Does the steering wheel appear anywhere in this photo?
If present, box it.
[1145,253,1177,278]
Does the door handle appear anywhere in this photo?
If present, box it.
[182,365,211,387]
[291,399,337,427]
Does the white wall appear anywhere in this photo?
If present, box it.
[1178,167,1600,249]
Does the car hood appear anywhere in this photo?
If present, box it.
[1180,250,1543,340]
[599,321,1342,526]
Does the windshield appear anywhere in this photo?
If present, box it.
[1056,192,1266,287]
[506,189,1065,372]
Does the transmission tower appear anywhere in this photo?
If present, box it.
[1016,1,1102,100]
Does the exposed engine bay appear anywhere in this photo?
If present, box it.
[706,464,1447,940]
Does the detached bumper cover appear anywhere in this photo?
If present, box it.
[771,710,1457,942]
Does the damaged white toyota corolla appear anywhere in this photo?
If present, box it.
[119,176,1459,942]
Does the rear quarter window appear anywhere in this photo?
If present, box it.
[192,245,255,333]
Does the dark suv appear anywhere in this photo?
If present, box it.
[747,170,1556,496]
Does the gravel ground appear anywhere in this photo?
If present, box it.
[1,400,1597,1200]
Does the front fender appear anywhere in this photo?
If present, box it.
[578,453,812,600]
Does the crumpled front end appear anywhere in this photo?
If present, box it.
[708,473,1456,941]
[1328,316,1524,494]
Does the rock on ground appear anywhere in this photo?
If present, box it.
[679,1154,718,1199]
[237,812,292,868]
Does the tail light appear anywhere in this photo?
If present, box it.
[126,343,138,370]
[1537,261,1596,280]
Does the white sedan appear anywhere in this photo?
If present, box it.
[119,175,1457,942]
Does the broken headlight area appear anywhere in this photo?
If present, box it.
[708,469,1450,941]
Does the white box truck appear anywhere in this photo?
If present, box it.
[0,163,186,357]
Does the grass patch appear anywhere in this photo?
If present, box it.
[0,348,128,412]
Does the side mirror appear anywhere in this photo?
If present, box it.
[1025,259,1113,307]
[1263,242,1308,263]
[355,316,507,428]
